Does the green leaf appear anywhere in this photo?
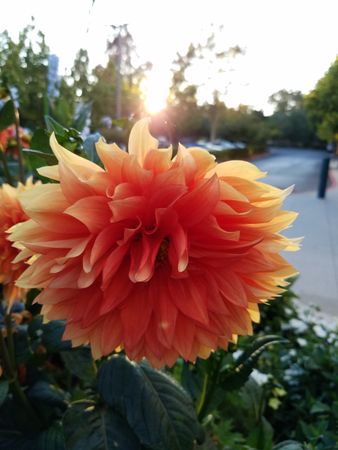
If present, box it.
[0,422,65,450]
[27,381,68,410]
[97,356,204,450]
[194,435,218,450]
[61,347,96,383]
[63,402,141,450]
[0,381,9,408]
[14,329,32,364]
[22,149,57,166]
[28,317,71,353]
[247,416,273,450]
[30,129,51,153]
[310,401,331,414]
[35,423,65,450]
[0,100,15,131]
[45,116,67,136]
[272,441,304,450]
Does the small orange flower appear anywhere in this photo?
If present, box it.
[10,119,299,368]
[0,128,11,152]
[0,125,30,156]
[0,179,36,305]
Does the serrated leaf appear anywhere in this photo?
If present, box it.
[0,381,8,408]
[61,347,96,383]
[0,100,15,131]
[63,402,141,450]
[272,441,304,450]
[97,356,204,450]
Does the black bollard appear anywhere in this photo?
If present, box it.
[318,157,330,199]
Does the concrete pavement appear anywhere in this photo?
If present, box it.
[283,161,338,317]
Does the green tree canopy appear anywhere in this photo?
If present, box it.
[0,23,49,128]
[268,90,316,147]
[305,57,338,142]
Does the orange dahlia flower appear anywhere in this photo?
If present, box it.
[0,179,36,305]
[10,119,299,367]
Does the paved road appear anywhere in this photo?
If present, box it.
[254,147,329,193]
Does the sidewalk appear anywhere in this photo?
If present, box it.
[283,165,338,318]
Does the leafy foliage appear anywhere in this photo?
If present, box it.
[97,356,204,450]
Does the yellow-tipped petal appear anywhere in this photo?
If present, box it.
[128,118,159,166]
[49,133,102,173]
[37,164,60,180]
[215,160,267,180]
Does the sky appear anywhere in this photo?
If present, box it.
[1,0,338,114]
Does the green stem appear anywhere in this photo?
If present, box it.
[0,151,14,185]
[13,108,25,183]
[197,355,224,420]
[4,313,16,370]
[0,328,41,430]
[92,359,98,375]
[195,372,209,417]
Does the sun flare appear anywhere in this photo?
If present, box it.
[142,73,168,114]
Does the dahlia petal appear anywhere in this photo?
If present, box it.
[78,261,103,289]
[121,289,153,349]
[48,264,82,289]
[129,235,161,283]
[101,313,123,356]
[173,314,195,361]
[215,272,248,307]
[188,147,216,178]
[128,118,159,165]
[90,223,123,266]
[100,266,133,315]
[174,175,220,227]
[37,164,60,180]
[58,162,98,202]
[102,245,129,289]
[110,196,146,222]
[95,139,127,178]
[154,283,178,348]
[145,319,167,359]
[215,160,267,180]
[65,196,111,233]
[144,147,173,173]
[50,133,103,174]
[169,279,209,325]
[168,224,188,273]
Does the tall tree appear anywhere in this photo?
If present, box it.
[0,23,49,128]
[268,90,316,147]
[89,25,145,132]
[168,30,243,141]
[305,57,338,144]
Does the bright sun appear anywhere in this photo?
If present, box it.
[142,72,168,114]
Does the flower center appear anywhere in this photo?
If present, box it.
[156,238,169,263]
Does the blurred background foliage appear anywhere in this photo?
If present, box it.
[0,20,333,155]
